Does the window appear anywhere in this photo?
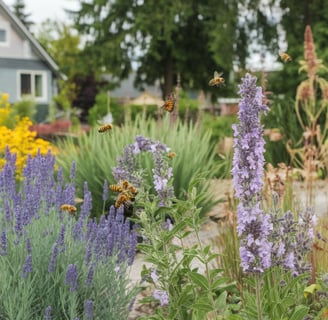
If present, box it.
[0,29,6,42]
[18,71,47,101]
[0,22,9,46]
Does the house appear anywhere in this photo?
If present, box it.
[0,0,60,121]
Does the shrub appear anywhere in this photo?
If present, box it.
[0,117,54,175]
[0,150,139,319]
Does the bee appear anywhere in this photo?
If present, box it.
[127,184,138,197]
[279,52,292,63]
[167,151,176,158]
[114,193,131,208]
[60,204,77,215]
[161,93,176,113]
[209,71,225,87]
[98,124,113,133]
[109,184,123,193]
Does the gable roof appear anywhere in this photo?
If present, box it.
[0,0,60,76]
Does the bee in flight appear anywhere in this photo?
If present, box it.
[60,204,77,215]
[279,52,292,63]
[209,71,225,87]
[167,151,176,159]
[98,124,113,133]
[161,93,176,113]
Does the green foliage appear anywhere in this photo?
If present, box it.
[203,114,237,145]
[12,97,36,121]
[73,0,278,98]
[56,115,219,218]
[240,270,310,320]
[136,182,238,319]
[263,96,300,166]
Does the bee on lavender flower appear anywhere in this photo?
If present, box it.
[114,192,132,208]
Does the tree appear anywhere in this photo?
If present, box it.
[72,0,279,99]
[36,20,100,120]
[12,0,34,31]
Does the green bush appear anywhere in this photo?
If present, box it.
[56,115,219,218]
[13,97,37,121]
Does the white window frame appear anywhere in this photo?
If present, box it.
[17,70,48,102]
[0,21,10,47]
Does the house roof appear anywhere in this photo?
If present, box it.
[0,0,60,76]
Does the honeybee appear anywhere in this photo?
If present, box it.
[167,151,176,158]
[161,93,176,113]
[109,184,123,193]
[279,52,292,63]
[114,193,131,208]
[98,124,113,133]
[60,204,77,215]
[209,71,225,87]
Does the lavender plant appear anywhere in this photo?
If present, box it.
[0,147,139,319]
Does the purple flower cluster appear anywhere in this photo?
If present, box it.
[232,73,273,273]
[112,135,175,206]
[153,289,169,307]
[271,205,316,275]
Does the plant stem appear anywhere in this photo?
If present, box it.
[255,273,263,320]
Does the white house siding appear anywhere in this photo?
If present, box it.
[0,11,37,59]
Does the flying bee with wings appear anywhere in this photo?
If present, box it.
[209,71,225,87]
[161,93,176,113]
[98,124,113,133]
[279,52,292,63]
[60,204,77,216]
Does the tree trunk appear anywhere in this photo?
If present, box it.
[163,49,174,99]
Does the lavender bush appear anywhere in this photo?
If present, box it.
[0,147,139,319]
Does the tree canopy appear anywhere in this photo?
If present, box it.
[72,0,279,99]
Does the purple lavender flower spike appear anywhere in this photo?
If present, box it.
[1,230,7,256]
[45,305,52,320]
[102,179,108,202]
[232,73,272,273]
[65,263,79,292]
[22,254,33,278]
[85,299,94,320]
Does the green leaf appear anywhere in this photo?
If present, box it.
[188,272,210,290]
[215,290,227,310]
[289,305,310,320]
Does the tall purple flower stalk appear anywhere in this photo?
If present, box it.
[232,73,272,273]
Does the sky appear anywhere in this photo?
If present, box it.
[4,0,79,26]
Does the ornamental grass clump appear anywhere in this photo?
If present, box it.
[0,147,139,319]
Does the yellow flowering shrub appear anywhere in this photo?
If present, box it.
[0,117,55,174]
[0,93,56,175]
[0,93,13,127]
